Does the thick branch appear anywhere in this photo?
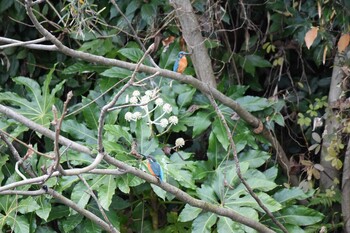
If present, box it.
[0,104,274,233]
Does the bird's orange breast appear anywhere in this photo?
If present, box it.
[177,56,188,74]
[147,161,156,176]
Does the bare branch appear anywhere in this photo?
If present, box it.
[0,37,58,51]
[0,189,46,196]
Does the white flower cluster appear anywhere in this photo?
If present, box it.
[124,89,179,129]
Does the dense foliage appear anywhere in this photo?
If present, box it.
[0,0,350,232]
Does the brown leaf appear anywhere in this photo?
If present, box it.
[337,34,350,53]
[304,27,319,49]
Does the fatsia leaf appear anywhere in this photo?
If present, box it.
[212,118,230,150]
[0,74,64,128]
[192,212,217,233]
[217,217,245,233]
[7,215,29,233]
[17,196,40,214]
[197,184,218,204]
[178,204,202,222]
[187,111,212,137]
[35,196,51,221]
[151,184,167,200]
[61,119,97,145]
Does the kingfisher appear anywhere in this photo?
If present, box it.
[145,155,164,183]
[173,51,190,74]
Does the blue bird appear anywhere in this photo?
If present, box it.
[173,51,190,74]
[145,155,164,182]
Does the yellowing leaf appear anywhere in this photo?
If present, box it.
[337,34,350,53]
[304,27,319,49]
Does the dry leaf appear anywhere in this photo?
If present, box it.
[304,27,319,49]
[337,34,350,53]
[162,36,175,47]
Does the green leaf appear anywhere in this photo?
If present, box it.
[236,96,271,112]
[17,196,40,214]
[0,72,64,129]
[104,124,133,146]
[217,217,245,233]
[47,206,69,222]
[178,204,202,222]
[100,67,133,78]
[80,218,103,233]
[187,111,212,137]
[192,212,217,233]
[273,187,311,203]
[239,150,270,168]
[62,214,83,232]
[61,119,97,145]
[98,175,116,210]
[63,63,107,74]
[141,3,157,25]
[118,48,144,62]
[245,54,272,68]
[35,196,51,221]
[71,182,91,211]
[177,86,196,107]
[197,185,218,204]
[169,168,196,189]
[0,155,9,184]
[212,118,230,150]
[279,205,324,226]
[7,215,29,233]
[151,183,167,200]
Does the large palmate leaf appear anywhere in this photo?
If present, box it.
[0,68,65,129]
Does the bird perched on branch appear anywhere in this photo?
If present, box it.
[173,51,190,74]
[145,155,164,182]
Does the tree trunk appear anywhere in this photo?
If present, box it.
[342,138,350,232]
[171,0,217,88]
[320,52,347,190]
